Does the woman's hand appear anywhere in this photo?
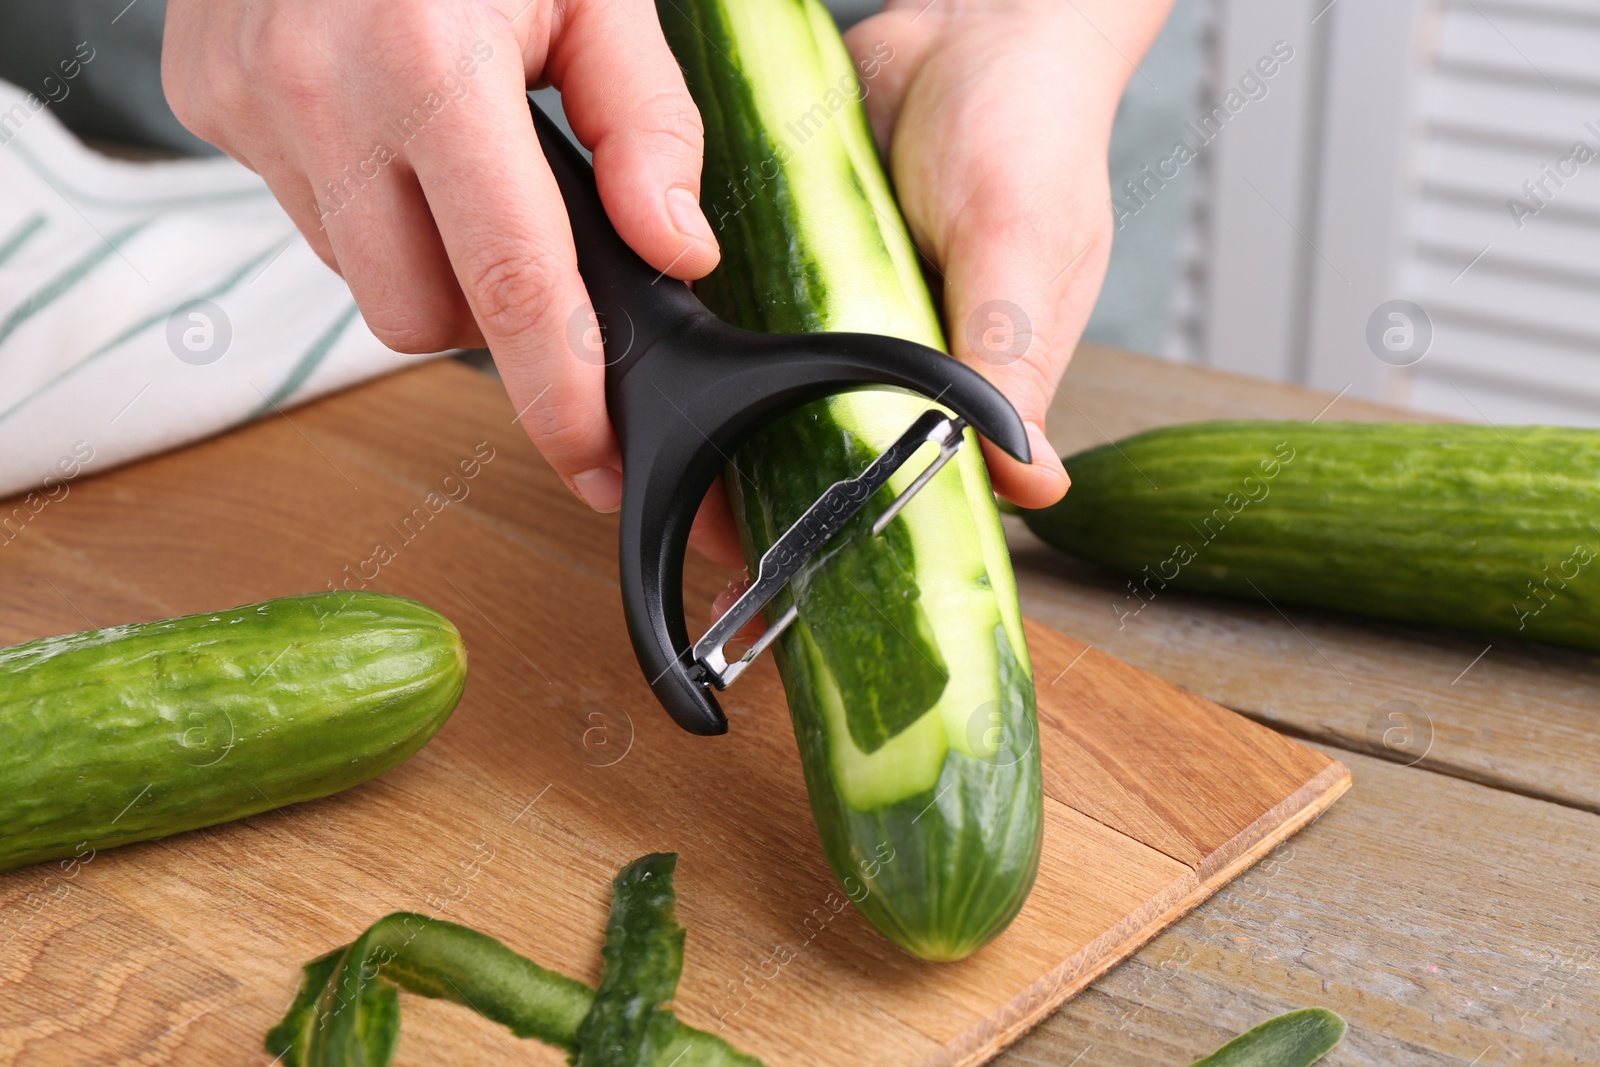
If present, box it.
[162,0,720,513]
[693,0,1173,580]
[846,0,1174,508]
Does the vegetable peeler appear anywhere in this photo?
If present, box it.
[529,100,1030,737]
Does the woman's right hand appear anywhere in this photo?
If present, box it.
[163,0,721,513]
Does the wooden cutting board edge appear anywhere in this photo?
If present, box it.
[940,759,1351,1066]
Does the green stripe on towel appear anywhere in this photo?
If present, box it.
[0,233,294,426]
[0,218,151,349]
[0,214,46,266]
[8,139,274,212]
[87,235,294,360]
[251,302,362,417]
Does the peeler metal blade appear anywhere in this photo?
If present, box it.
[693,410,967,689]
[530,97,1030,737]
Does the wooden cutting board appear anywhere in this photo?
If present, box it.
[0,361,1348,1066]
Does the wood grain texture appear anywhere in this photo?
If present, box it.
[1033,344,1600,813]
[0,360,1343,1066]
[996,746,1600,1067]
[985,344,1600,1065]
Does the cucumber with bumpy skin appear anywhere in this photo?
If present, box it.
[1023,420,1600,649]
[0,592,465,873]
[659,0,1042,961]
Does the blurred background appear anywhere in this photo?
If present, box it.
[9,0,1598,425]
[837,0,1600,426]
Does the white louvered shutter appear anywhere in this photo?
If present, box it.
[1398,0,1600,424]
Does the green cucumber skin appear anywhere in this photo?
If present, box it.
[1189,1007,1345,1066]
[575,853,686,1067]
[267,915,596,1065]
[0,592,466,873]
[783,626,1041,961]
[1024,421,1600,648]
[660,0,1042,961]
[268,907,765,1067]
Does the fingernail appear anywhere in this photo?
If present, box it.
[571,467,623,513]
[667,186,717,247]
[1027,422,1068,485]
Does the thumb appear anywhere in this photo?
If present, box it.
[942,163,1114,508]
[934,98,1117,508]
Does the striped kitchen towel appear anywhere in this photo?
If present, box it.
[0,78,445,499]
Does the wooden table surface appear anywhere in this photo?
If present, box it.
[994,345,1600,1066]
[5,340,1596,1065]
[0,350,1349,1067]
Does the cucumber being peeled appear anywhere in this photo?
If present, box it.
[659,0,1043,961]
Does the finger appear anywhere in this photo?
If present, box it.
[236,156,342,277]
[547,0,719,279]
[404,28,622,508]
[688,476,746,569]
[311,156,483,353]
[945,171,1102,509]
[692,475,758,638]
[926,66,1117,509]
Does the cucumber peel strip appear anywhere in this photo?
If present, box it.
[265,853,762,1067]
[575,853,687,1067]
[1190,1008,1347,1066]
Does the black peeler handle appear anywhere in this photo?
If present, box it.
[528,102,705,371]
[528,97,1031,736]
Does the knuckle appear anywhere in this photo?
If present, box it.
[374,20,464,79]
[365,313,458,354]
[1020,355,1057,408]
[625,91,705,161]
[970,173,1058,239]
[248,36,331,112]
[465,249,561,337]
[364,0,484,82]
[1006,344,1060,420]
[523,391,606,453]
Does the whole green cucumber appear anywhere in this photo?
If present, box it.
[1024,420,1600,648]
[659,0,1041,960]
[0,592,466,873]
